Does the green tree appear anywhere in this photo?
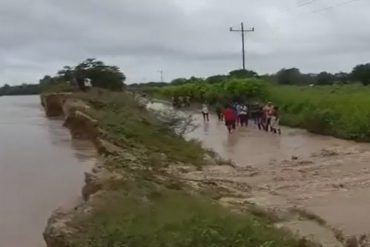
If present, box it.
[352,63,370,85]
[74,58,126,90]
[171,78,188,85]
[316,72,334,85]
[229,69,257,79]
[206,75,228,84]
[187,76,204,84]
[334,72,350,84]
[57,66,74,82]
[276,68,302,85]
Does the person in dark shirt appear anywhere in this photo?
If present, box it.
[215,103,223,121]
[256,106,264,130]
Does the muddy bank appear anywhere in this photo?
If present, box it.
[186,114,370,246]
[41,94,115,247]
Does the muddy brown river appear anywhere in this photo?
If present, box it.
[0,96,96,247]
[149,101,370,243]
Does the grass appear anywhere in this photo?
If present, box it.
[78,90,206,168]
[64,89,309,247]
[268,85,370,141]
[71,184,302,247]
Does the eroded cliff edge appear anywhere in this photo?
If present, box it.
[41,93,123,247]
[41,91,354,247]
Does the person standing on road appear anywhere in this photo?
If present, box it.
[263,101,274,131]
[235,103,241,126]
[239,104,248,127]
[202,103,209,122]
[215,103,223,121]
[223,105,237,134]
[256,106,265,130]
[270,106,281,135]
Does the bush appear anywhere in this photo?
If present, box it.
[268,85,370,141]
[156,78,267,104]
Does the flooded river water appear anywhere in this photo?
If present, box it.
[0,96,96,247]
[149,102,370,242]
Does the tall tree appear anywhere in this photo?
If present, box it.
[334,72,350,84]
[352,63,370,86]
[171,78,188,85]
[206,75,228,84]
[276,68,302,85]
[74,58,126,90]
[316,72,334,85]
[229,69,257,79]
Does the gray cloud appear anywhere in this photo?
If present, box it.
[1,0,370,84]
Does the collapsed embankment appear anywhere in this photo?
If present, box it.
[41,90,339,247]
[41,93,124,246]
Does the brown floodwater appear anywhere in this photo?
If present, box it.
[149,101,370,240]
[0,96,96,247]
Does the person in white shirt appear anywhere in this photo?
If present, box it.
[84,78,92,90]
[239,104,248,127]
[201,104,209,122]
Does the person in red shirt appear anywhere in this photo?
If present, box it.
[223,105,237,133]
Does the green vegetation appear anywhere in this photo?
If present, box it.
[72,186,299,247]
[80,91,205,167]
[151,78,267,104]
[40,58,126,92]
[352,63,370,86]
[268,85,370,141]
[65,90,303,246]
[145,69,370,141]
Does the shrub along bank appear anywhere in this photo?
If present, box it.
[150,78,268,105]
[268,85,370,141]
[62,90,303,247]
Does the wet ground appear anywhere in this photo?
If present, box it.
[149,102,370,244]
[0,96,96,247]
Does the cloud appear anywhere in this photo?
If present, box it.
[0,0,369,84]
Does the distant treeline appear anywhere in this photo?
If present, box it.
[0,84,40,96]
[132,62,370,87]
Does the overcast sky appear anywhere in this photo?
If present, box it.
[1,0,370,85]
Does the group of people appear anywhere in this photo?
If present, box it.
[201,101,281,134]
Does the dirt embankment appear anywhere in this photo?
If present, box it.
[41,93,361,247]
[41,94,125,247]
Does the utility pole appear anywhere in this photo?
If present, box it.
[158,70,164,82]
[230,22,254,70]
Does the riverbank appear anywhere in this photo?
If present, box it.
[41,90,316,247]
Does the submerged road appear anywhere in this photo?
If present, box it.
[149,101,370,240]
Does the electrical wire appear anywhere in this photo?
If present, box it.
[297,0,318,7]
[310,0,366,14]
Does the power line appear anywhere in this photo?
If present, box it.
[310,0,365,14]
[281,0,321,14]
[297,0,318,7]
[229,22,255,70]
